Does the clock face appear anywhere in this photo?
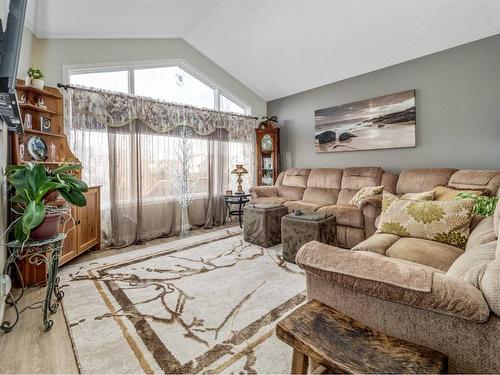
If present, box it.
[261,134,273,151]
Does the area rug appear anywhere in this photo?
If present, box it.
[59,227,306,374]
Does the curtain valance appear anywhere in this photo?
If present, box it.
[64,85,258,142]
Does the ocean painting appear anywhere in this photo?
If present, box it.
[315,90,416,152]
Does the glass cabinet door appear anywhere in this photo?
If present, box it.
[260,134,274,186]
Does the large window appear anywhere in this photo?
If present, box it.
[68,62,250,114]
[67,61,253,213]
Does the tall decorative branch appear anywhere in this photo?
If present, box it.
[171,125,196,236]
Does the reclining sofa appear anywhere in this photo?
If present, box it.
[294,169,500,373]
[250,167,500,249]
[250,167,398,248]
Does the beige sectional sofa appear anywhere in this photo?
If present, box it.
[294,169,500,373]
[250,167,398,248]
[251,167,500,248]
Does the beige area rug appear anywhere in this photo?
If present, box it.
[59,227,306,374]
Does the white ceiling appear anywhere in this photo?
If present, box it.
[26,0,500,101]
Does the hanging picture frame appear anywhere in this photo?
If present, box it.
[315,90,416,152]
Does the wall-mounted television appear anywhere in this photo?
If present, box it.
[0,0,27,133]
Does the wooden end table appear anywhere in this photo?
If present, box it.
[276,300,447,374]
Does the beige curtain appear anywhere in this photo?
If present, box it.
[66,85,256,248]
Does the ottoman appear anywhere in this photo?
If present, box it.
[281,212,337,263]
[243,204,288,248]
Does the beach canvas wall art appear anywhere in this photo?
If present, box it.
[315,90,416,152]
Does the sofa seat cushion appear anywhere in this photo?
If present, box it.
[284,200,331,213]
[386,238,464,272]
[318,204,364,228]
[352,233,401,255]
[251,196,292,205]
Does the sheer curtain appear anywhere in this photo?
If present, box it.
[66,86,256,248]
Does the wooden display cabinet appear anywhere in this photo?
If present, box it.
[11,81,101,285]
[255,126,280,186]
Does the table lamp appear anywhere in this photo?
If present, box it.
[231,164,248,194]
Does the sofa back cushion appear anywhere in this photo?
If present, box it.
[281,168,310,188]
[447,214,500,317]
[396,168,456,195]
[338,167,383,204]
[306,168,343,189]
[302,168,343,204]
[449,169,500,197]
[433,185,490,200]
[378,192,475,248]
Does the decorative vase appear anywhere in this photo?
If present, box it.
[30,213,61,240]
[24,76,31,86]
[31,79,45,90]
[179,206,191,237]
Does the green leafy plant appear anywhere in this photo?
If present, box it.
[6,163,88,241]
[454,192,498,216]
[27,67,44,80]
[259,115,278,128]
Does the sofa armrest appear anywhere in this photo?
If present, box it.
[296,241,490,322]
[249,186,278,199]
[359,195,382,238]
[359,194,382,210]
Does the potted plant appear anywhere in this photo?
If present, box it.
[5,163,88,242]
[28,67,45,90]
[258,115,278,129]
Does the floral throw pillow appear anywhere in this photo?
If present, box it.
[349,185,384,208]
[378,192,475,248]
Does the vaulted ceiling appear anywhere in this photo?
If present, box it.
[26,0,500,101]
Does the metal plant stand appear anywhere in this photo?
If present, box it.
[1,233,66,333]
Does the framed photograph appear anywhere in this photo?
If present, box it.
[40,116,52,133]
[315,90,416,153]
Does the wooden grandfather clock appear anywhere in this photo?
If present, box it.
[255,118,280,186]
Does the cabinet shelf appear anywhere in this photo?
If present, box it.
[19,103,61,116]
[23,129,66,138]
[16,84,63,99]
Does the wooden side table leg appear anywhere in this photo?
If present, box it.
[291,349,309,374]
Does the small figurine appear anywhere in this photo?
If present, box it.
[36,97,46,109]
[49,142,57,162]
[24,113,32,129]
[19,144,25,161]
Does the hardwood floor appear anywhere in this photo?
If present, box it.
[0,223,237,374]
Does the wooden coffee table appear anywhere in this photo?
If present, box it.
[276,300,447,374]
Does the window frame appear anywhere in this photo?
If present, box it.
[63,59,251,115]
